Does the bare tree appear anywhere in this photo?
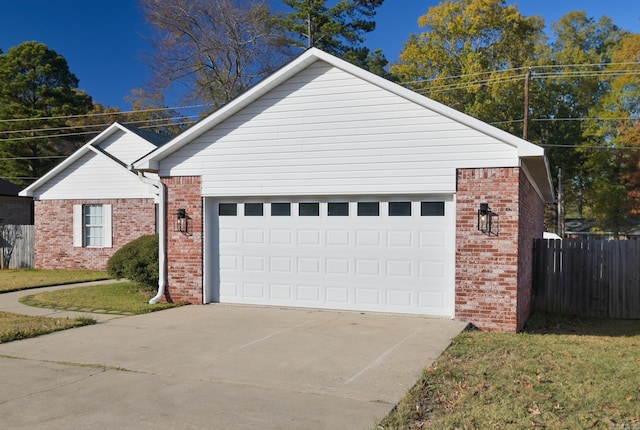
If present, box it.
[140,0,294,110]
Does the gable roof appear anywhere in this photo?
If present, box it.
[19,122,169,198]
[133,48,553,201]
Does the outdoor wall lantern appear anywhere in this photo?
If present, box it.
[175,208,190,235]
[477,203,499,236]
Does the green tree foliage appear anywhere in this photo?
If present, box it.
[580,34,640,234]
[280,0,389,75]
[532,12,626,220]
[0,42,93,185]
[391,0,545,133]
[107,234,159,290]
[393,1,639,233]
[139,0,294,110]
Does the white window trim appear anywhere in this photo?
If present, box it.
[73,204,112,248]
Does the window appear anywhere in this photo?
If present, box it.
[389,201,411,216]
[299,202,319,216]
[357,202,379,216]
[219,203,237,216]
[244,203,263,216]
[84,205,104,246]
[421,201,445,216]
[328,202,349,216]
[73,204,112,248]
[271,203,291,216]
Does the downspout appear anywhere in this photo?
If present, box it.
[137,172,166,304]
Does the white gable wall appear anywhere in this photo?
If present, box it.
[159,62,520,197]
[98,130,157,166]
[35,152,156,200]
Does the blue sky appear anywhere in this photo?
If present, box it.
[2,0,639,111]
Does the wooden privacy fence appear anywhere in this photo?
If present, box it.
[0,224,34,269]
[533,239,640,319]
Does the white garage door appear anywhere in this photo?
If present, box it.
[207,197,455,316]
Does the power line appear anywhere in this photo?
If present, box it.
[397,61,640,86]
[0,114,200,136]
[540,144,640,150]
[0,103,211,124]
[0,156,66,160]
[0,117,196,143]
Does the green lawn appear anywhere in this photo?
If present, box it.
[0,270,180,343]
[20,282,181,315]
[0,311,95,343]
[0,269,109,293]
[379,314,640,429]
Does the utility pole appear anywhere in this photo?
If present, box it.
[523,68,531,140]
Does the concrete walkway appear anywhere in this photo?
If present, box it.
[0,283,468,429]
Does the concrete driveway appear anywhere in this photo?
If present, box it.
[0,301,467,429]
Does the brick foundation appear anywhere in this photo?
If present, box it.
[163,176,203,304]
[34,198,156,271]
[455,167,544,332]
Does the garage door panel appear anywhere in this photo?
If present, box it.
[209,197,455,316]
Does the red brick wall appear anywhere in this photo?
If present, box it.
[163,176,203,304]
[455,168,521,332]
[516,172,545,330]
[34,198,156,270]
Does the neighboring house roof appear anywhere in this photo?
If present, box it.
[0,178,23,196]
[134,47,554,202]
[119,123,173,148]
[19,122,169,198]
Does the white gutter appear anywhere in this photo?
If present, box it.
[136,172,167,304]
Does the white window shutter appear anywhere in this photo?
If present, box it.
[103,204,113,248]
[73,205,83,247]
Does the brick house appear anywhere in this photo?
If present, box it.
[134,48,554,332]
[19,123,170,270]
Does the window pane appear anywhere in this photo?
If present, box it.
[85,226,103,247]
[271,203,291,216]
[389,201,411,216]
[299,202,319,216]
[357,202,379,216]
[84,205,103,247]
[219,203,237,216]
[244,203,263,216]
[328,202,349,216]
[421,201,445,216]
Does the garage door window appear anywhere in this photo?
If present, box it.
[421,201,445,216]
[299,202,320,216]
[328,202,349,216]
[219,203,237,216]
[357,202,379,216]
[271,203,291,216]
[389,201,411,216]
[245,203,263,216]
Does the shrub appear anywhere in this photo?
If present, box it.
[107,234,159,289]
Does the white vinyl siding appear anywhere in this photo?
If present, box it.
[37,152,155,200]
[73,204,112,248]
[97,130,157,166]
[160,62,519,197]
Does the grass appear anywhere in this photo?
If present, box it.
[19,281,181,315]
[0,311,96,343]
[0,269,109,293]
[378,313,640,429]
